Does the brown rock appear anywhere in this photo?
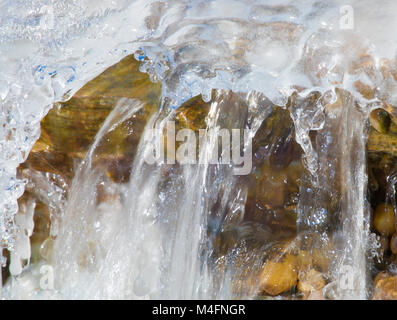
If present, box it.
[253,107,301,170]
[390,233,397,254]
[374,271,390,284]
[175,95,210,131]
[369,108,391,134]
[312,244,333,273]
[259,254,298,296]
[297,250,313,270]
[22,54,162,182]
[256,166,288,208]
[374,203,396,236]
[373,273,397,300]
[367,108,397,158]
[42,55,160,156]
[297,269,326,299]
[30,201,51,263]
[379,235,390,254]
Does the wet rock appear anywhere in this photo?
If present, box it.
[298,233,333,273]
[296,250,313,270]
[367,120,397,158]
[374,203,396,236]
[373,272,397,300]
[382,102,397,126]
[30,201,51,264]
[175,94,211,131]
[259,254,298,296]
[367,153,397,209]
[311,246,332,273]
[369,109,391,134]
[256,166,287,208]
[21,129,74,180]
[22,54,161,182]
[42,55,160,156]
[390,233,397,254]
[253,107,301,170]
[374,271,390,284]
[378,235,390,255]
[354,80,375,100]
[297,269,326,299]
[245,160,302,235]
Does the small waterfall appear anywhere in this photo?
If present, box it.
[294,90,370,299]
[0,89,385,300]
[1,0,397,300]
[336,93,369,299]
[6,89,277,299]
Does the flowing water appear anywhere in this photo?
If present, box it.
[1,0,397,299]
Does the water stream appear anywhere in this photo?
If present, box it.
[1,0,397,299]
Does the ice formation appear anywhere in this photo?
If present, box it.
[1,0,397,299]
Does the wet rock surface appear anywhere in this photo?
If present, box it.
[297,269,326,299]
[21,55,162,183]
[259,253,298,296]
[373,272,397,300]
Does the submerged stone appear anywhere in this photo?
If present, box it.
[373,273,397,300]
[259,253,298,296]
[369,109,391,134]
[374,203,396,236]
[297,269,326,299]
[175,94,211,131]
[390,233,397,255]
[367,114,397,158]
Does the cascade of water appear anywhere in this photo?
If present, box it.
[49,98,146,299]
[335,93,369,299]
[1,0,397,300]
[1,89,277,299]
[293,90,370,299]
[157,90,274,299]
